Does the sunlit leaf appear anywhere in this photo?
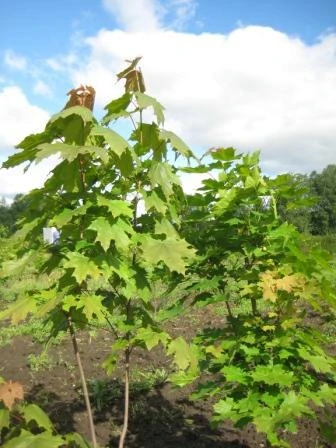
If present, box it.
[49,105,93,125]
[160,130,193,157]
[90,125,131,156]
[135,92,165,125]
[63,252,100,283]
[21,404,53,431]
[140,236,196,274]
[0,296,37,324]
[96,196,133,218]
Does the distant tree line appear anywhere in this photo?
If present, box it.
[0,165,335,237]
[276,164,336,235]
[0,194,29,237]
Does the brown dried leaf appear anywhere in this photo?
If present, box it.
[64,85,96,111]
[0,380,24,409]
[116,56,142,80]
[124,69,146,93]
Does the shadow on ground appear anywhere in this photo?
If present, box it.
[26,380,255,448]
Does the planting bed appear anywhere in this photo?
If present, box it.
[1,305,334,448]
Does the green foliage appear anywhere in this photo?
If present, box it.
[271,173,315,234]
[0,57,195,446]
[89,368,168,411]
[275,166,336,237]
[310,165,336,235]
[177,147,336,447]
[0,379,90,447]
[0,319,64,347]
[27,352,52,372]
[1,57,336,448]
[0,195,29,236]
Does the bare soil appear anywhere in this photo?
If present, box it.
[0,307,334,447]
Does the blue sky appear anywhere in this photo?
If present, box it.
[0,0,336,197]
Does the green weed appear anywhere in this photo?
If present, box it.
[27,351,52,372]
[0,319,65,346]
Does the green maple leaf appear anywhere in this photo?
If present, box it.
[52,204,90,227]
[51,208,74,227]
[89,217,115,251]
[251,364,294,387]
[64,433,91,448]
[154,218,178,238]
[214,188,238,214]
[135,92,165,125]
[96,196,133,218]
[21,404,53,431]
[221,365,249,385]
[140,236,196,274]
[3,431,65,448]
[103,92,132,124]
[298,348,334,373]
[149,162,180,198]
[80,294,106,322]
[167,337,195,370]
[213,397,235,419]
[142,191,167,214]
[276,391,312,421]
[63,252,100,283]
[90,125,130,156]
[135,327,169,350]
[159,129,193,157]
[35,143,109,164]
[0,296,37,324]
[253,412,277,437]
[63,294,106,323]
[50,105,93,125]
[89,217,132,251]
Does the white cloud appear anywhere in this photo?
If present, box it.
[102,0,163,32]
[0,159,57,198]
[168,0,197,30]
[102,0,197,32]
[46,53,80,72]
[70,25,336,174]
[0,86,49,149]
[0,86,50,197]
[4,49,27,71]
[33,80,53,97]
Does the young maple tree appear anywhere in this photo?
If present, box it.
[176,147,336,447]
[0,58,195,448]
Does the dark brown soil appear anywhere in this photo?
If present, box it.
[0,308,334,448]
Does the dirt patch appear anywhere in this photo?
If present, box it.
[0,309,334,447]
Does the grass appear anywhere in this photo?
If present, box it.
[0,319,65,347]
[27,351,53,372]
[89,367,169,412]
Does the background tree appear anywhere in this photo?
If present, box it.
[269,173,314,234]
[310,165,336,235]
[0,194,29,235]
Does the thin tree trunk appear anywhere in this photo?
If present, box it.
[119,347,130,448]
[250,297,258,315]
[68,315,98,448]
[225,301,233,317]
